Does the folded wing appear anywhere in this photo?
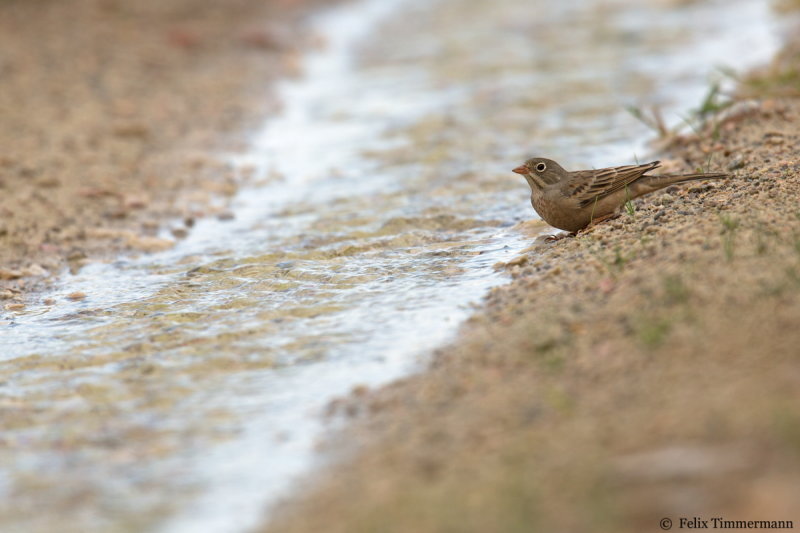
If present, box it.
[562,161,661,208]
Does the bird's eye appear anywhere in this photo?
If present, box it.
[536,162,546,172]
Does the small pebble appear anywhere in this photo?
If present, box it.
[127,235,174,252]
[657,193,674,205]
[688,183,714,194]
[505,255,529,268]
[123,194,149,209]
[0,269,23,280]
[728,156,746,170]
[22,264,47,277]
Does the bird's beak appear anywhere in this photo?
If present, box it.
[512,165,527,175]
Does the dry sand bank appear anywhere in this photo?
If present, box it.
[262,44,800,533]
[0,0,330,307]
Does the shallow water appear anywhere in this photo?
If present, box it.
[0,0,784,531]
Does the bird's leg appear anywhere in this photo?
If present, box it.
[580,212,619,234]
[590,212,619,226]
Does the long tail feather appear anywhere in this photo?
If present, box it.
[664,172,729,181]
[631,172,729,197]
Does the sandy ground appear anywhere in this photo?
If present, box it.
[0,0,331,307]
[262,43,800,533]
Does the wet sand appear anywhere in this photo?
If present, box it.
[0,0,331,304]
[262,40,800,533]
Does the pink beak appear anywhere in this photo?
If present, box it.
[512,165,527,175]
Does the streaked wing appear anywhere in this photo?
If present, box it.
[561,161,661,207]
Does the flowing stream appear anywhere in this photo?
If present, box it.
[0,0,784,531]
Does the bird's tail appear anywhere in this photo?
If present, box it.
[631,171,729,198]
[661,172,730,182]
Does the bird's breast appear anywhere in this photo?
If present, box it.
[530,191,591,232]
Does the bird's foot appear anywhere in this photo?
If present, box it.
[543,232,575,243]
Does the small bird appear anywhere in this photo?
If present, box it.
[512,157,729,233]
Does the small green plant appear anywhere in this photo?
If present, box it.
[716,65,740,82]
[751,222,779,256]
[612,246,633,271]
[679,113,703,137]
[772,406,800,455]
[719,214,739,230]
[719,213,740,261]
[531,332,571,373]
[623,185,635,218]
[590,244,635,277]
[711,121,723,141]
[637,316,672,349]
[761,267,800,298]
[614,247,629,269]
[695,82,732,121]
[695,152,714,174]
[741,44,800,98]
[663,275,690,305]
[627,79,735,146]
[703,152,715,173]
[625,105,670,138]
[589,195,600,224]
[755,230,769,256]
[680,82,733,141]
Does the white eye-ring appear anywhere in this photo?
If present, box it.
[536,162,547,172]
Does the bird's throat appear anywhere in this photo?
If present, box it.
[526,173,547,191]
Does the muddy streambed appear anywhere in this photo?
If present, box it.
[0,0,782,532]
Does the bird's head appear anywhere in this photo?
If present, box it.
[512,157,565,189]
